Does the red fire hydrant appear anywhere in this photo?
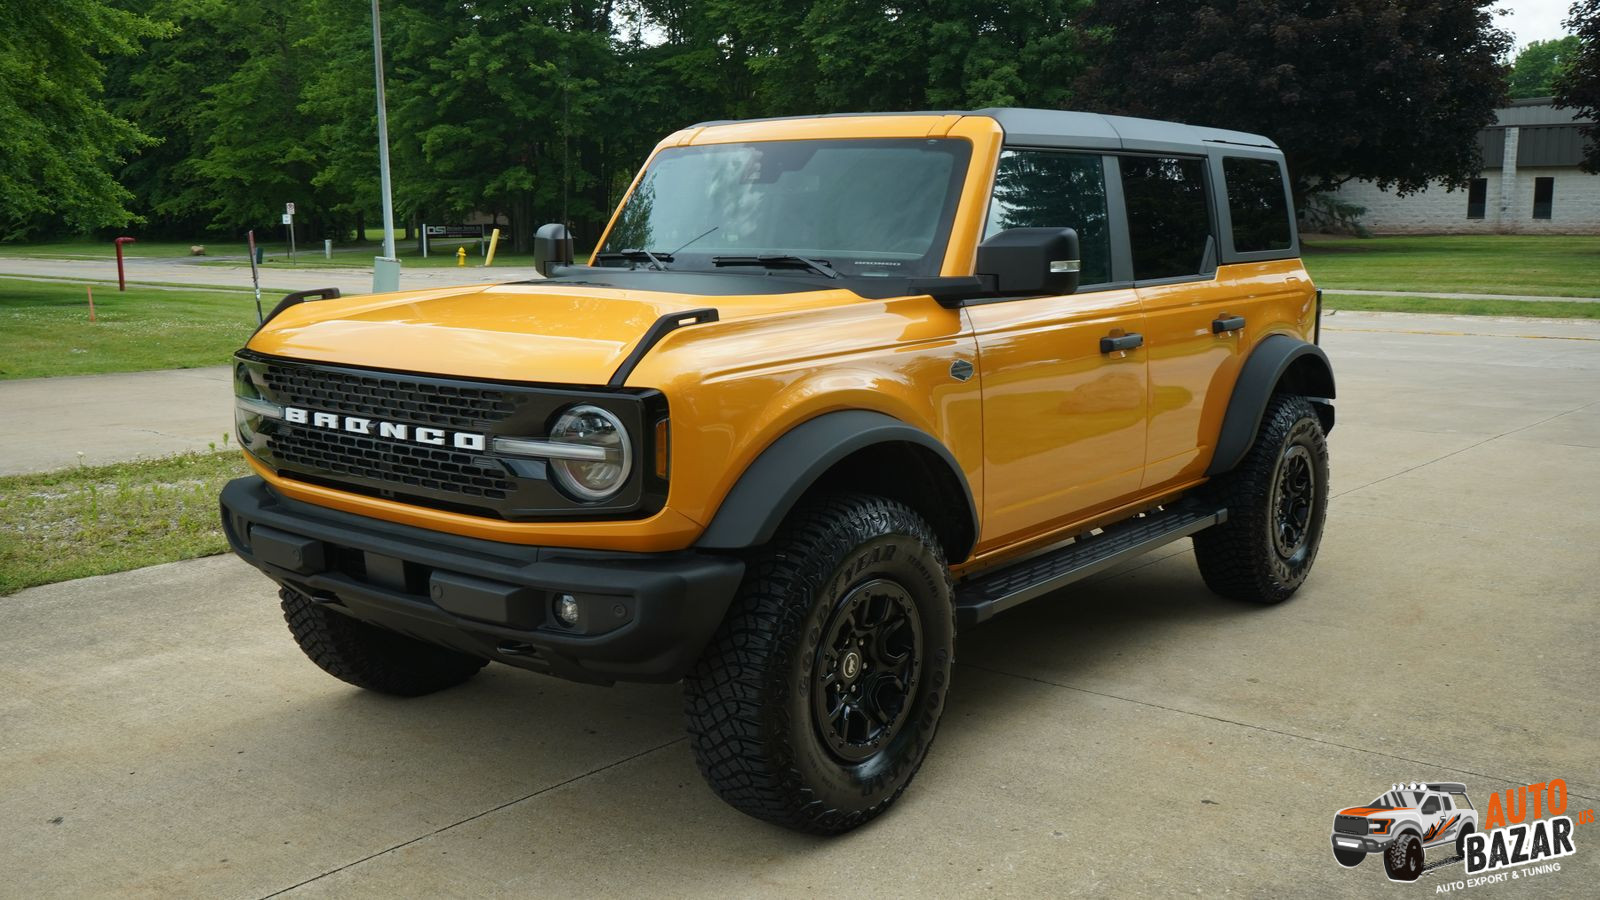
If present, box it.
[114,237,137,291]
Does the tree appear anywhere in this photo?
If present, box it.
[1508,36,1580,99]
[1554,0,1600,171]
[1076,0,1512,200]
[0,0,166,237]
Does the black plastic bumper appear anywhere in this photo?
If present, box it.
[220,476,744,684]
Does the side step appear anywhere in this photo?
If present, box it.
[954,504,1227,626]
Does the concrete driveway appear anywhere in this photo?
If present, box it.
[2,311,1597,897]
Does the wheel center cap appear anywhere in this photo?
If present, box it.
[840,650,862,682]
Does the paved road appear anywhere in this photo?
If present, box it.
[1327,287,1600,303]
[0,367,232,474]
[0,255,543,296]
[3,311,1598,897]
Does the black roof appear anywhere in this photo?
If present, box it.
[692,107,1279,154]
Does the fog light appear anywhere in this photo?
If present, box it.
[555,594,580,627]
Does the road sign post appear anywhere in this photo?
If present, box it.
[284,203,296,266]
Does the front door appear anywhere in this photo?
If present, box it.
[966,149,1148,551]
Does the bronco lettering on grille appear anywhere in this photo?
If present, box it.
[283,406,487,451]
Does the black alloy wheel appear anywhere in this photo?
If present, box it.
[812,578,924,763]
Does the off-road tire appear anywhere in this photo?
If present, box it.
[683,492,955,834]
[280,587,488,696]
[1194,392,1329,604]
[1333,847,1365,868]
[1385,833,1424,882]
[1455,822,1475,859]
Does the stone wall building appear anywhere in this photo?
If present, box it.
[1329,99,1598,234]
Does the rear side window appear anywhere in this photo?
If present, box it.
[1223,157,1293,252]
[1120,156,1212,280]
[985,150,1112,285]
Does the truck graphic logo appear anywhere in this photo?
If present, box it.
[1329,781,1478,882]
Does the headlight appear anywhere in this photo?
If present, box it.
[1370,819,1391,835]
[545,405,631,501]
[233,363,282,443]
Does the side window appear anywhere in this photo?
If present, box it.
[1223,157,1293,252]
[1467,178,1487,219]
[1442,797,1453,810]
[985,150,1112,286]
[1120,156,1213,281]
[1422,797,1440,815]
[1533,177,1554,219]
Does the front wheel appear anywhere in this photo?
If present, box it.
[280,587,487,696]
[683,492,955,834]
[1194,393,1329,604]
[1385,834,1424,882]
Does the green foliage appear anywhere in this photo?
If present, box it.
[0,0,167,237]
[1554,1,1600,172]
[1077,0,1512,199]
[10,0,1524,245]
[1508,36,1580,99]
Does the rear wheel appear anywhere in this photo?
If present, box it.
[1455,822,1475,859]
[1194,393,1329,604]
[280,587,488,696]
[683,493,954,834]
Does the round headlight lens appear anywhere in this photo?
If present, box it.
[548,405,631,501]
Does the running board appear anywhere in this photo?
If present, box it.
[954,504,1227,626]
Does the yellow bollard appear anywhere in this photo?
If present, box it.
[485,228,501,267]
[456,246,466,267]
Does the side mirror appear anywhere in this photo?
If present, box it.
[533,223,574,276]
[975,227,1080,296]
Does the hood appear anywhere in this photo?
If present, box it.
[1338,806,1411,817]
[246,280,848,385]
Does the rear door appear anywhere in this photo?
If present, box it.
[1120,153,1246,490]
[965,148,1147,551]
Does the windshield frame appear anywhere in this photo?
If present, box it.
[593,137,975,280]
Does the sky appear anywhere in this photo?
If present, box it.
[1496,0,1575,50]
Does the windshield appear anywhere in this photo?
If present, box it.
[599,138,972,278]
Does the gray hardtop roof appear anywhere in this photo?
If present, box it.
[690,107,1279,154]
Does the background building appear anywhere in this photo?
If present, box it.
[1330,99,1599,234]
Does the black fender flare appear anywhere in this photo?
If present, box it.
[1206,334,1336,476]
[695,410,978,557]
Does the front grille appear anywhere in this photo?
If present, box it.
[237,353,663,520]
[261,362,515,429]
[1335,815,1370,835]
[266,426,515,500]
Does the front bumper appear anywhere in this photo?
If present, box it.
[1330,832,1393,855]
[220,476,744,684]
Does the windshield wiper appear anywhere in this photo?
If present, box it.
[712,254,837,279]
[595,248,673,270]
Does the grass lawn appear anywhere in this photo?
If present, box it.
[0,238,218,260]
[1323,293,1600,320]
[1303,235,1600,298]
[0,451,248,595]
[0,277,257,379]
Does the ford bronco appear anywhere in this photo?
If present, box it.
[221,108,1334,834]
[1333,782,1479,881]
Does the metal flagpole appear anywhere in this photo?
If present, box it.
[371,0,400,291]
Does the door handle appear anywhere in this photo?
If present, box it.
[1099,332,1144,354]
[1212,315,1246,334]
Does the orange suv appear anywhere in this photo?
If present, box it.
[222,108,1334,834]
